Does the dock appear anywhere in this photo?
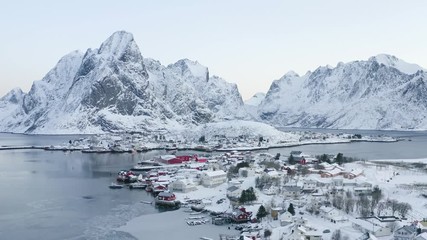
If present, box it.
[0,145,47,151]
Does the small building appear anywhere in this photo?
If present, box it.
[282,224,321,240]
[226,185,242,200]
[358,232,379,240]
[176,155,192,162]
[282,186,301,199]
[319,206,348,223]
[344,169,363,179]
[321,168,343,178]
[156,155,182,164]
[394,225,418,240]
[231,207,252,223]
[175,168,200,179]
[279,211,294,226]
[290,151,303,158]
[169,178,197,193]
[152,183,168,193]
[271,207,283,220]
[351,218,392,237]
[201,170,227,187]
[302,178,317,193]
[415,232,427,240]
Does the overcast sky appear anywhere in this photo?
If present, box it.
[1,0,426,100]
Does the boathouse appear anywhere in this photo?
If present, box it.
[156,155,182,164]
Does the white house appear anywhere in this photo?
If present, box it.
[351,218,392,237]
[279,211,294,226]
[302,178,317,193]
[282,223,322,240]
[415,232,427,240]
[201,170,227,187]
[319,206,348,223]
[282,186,301,199]
[227,185,242,200]
[282,225,304,240]
[175,168,200,180]
[344,169,364,179]
[169,178,197,193]
[394,225,418,240]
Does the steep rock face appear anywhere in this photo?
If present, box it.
[0,31,249,133]
[258,55,427,130]
[144,58,249,125]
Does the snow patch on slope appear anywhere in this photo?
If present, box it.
[369,54,425,75]
[245,92,266,106]
[181,120,300,142]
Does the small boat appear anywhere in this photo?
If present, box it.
[141,201,153,204]
[200,237,214,240]
[191,204,205,212]
[109,183,123,189]
[129,182,147,189]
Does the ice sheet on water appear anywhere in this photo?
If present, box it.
[82,202,152,239]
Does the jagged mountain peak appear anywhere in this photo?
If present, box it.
[282,70,300,78]
[0,88,24,104]
[169,58,209,80]
[258,54,427,130]
[0,31,249,133]
[98,31,135,57]
[368,54,425,75]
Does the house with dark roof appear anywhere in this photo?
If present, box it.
[226,185,242,200]
[394,225,418,240]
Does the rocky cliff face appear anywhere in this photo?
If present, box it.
[258,55,427,130]
[0,31,249,134]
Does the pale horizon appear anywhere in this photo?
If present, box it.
[1,0,426,100]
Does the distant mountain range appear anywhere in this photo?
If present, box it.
[0,31,426,133]
[256,54,427,130]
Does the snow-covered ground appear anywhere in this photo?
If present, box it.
[117,155,427,240]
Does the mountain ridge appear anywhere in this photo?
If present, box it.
[1,31,426,133]
[258,54,427,130]
[0,31,250,134]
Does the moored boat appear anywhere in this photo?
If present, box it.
[191,204,205,212]
[129,182,147,189]
[109,183,123,189]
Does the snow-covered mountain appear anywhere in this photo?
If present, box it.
[245,92,265,107]
[244,92,265,119]
[258,54,427,130]
[0,31,250,134]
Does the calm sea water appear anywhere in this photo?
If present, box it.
[0,130,427,239]
[273,128,427,160]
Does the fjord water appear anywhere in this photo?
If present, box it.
[273,128,427,160]
[0,134,162,240]
[1,130,427,240]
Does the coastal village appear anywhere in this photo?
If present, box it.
[7,127,426,240]
[114,147,427,240]
[37,129,427,240]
